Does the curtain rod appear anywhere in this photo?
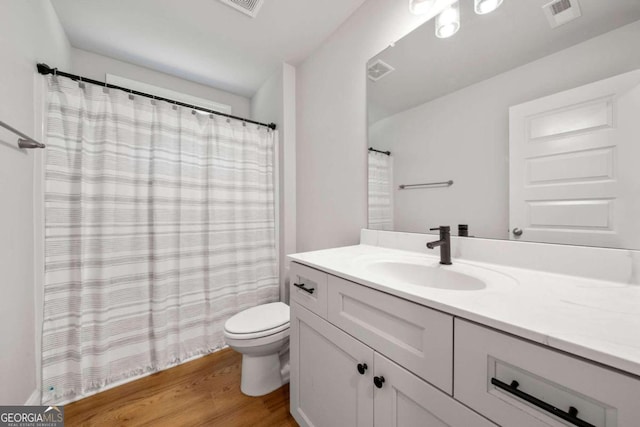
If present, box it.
[36,63,277,131]
[368,147,391,156]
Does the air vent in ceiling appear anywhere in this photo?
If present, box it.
[543,0,582,28]
[219,0,264,18]
[367,60,395,82]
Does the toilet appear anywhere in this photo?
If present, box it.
[223,301,290,396]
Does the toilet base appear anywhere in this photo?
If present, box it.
[240,353,285,396]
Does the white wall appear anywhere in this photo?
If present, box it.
[71,48,252,118]
[251,64,297,302]
[296,0,454,252]
[0,0,71,405]
[370,20,640,239]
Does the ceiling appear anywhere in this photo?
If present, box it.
[368,0,640,123]
[51,0,368,97]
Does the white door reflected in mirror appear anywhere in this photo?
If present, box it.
[509,70,640,248]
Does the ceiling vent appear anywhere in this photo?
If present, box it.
[367,60,395,82]
[218,0,264,18]
[543,0,582,28]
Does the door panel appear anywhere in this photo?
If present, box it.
[527,147,614,185]
[527,96,613,140]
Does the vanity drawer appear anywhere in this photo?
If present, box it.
[454,319,640,427]
[290,262,328,319]
[327,275,453,394]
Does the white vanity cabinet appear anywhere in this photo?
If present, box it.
[290,234,640,427]
[289,259,640,427]
[289,262,496,427]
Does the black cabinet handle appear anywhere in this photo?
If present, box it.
[293,283,315,294]
[491,378,595,427]
[357,363,368,375]
[374,376,385,389]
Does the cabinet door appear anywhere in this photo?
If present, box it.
[374,353,496,427]
[290,302,374,427]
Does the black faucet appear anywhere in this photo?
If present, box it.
[426,226,452,265]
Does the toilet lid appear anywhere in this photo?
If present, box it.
[225,302,290,335]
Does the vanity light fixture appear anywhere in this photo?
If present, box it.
[474,0,504,15]
[435,2,460,38]
[409,0,437,15]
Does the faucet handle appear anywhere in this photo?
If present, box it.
[429,226,450,232]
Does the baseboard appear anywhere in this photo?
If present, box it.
[25,389,40,405]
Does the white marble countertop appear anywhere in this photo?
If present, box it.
[288,244,640,378]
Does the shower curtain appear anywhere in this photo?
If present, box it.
[41,76,278,404]
[368,151,394,230]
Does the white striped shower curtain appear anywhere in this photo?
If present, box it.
[368,151,394,230]
[41,76,278,404]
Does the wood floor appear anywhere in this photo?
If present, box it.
[65,348,298,427]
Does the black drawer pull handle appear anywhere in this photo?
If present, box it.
[374,376,385,389]
[293,283,315,294]
[491,378,595,427]
[357,363,368,375]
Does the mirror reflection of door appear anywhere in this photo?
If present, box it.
[509,70,640,248]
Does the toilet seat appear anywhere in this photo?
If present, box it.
[224,323,289,341]
[224,327,289,350]
[224,302,290,340]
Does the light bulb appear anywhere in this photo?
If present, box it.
[474,0,504,15]
[435,2,460,38]
[409,0,436,15]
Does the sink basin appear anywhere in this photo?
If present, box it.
[364,261,486,291]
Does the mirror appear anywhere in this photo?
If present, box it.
[367,0,640,250]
